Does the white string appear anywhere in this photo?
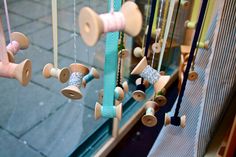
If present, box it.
[73,0,77,63]
[52,0,58,68]
[110,0,114,13]
[3,0,12,42]
[157,0,175,72]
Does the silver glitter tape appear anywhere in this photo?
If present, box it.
[140,65,160,84]
[68,72,84,88]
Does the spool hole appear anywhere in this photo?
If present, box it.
[69,93,75,97]
[26,69,29,78]
[85,22,91,33]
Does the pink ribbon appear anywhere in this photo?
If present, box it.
[7,41,20,55]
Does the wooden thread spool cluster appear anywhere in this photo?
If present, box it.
[43,63,70,83]
[141,101,160,127]
[61,63,89,99]
[180,45,198,81]
[6,32,29,63]
[82,67,100,88]
[131,57,161,92]
[164,113,186,128]
[79,1,142,46]
[132,77,149,101]
[0,59,32,86]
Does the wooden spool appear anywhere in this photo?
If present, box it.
[61,63,89,99]
[154,88,167,107]
[132,77,149,101]
[151,42,161,54]
[0,59,32,86]
[7,32,30,63]
[82,67,100,88]
[188,70,198,81]
[164,113,186,128]
[175,0,190,9]
[43,63,70,83]
[141,101,159,127]
[115,86,125,101]
[153,75,170,94]
[94,102,122,120]
[131,57,165,92]
[122,81,129,93]
[118,49,129,58]
[79,1,142,46]
[133,47,144,58]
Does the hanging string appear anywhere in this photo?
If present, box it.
[144,0,157,57]
[110,0,114,13]
[141,0,151,50]
[174,0,208,118]
[73,0,77,63]
[117,32,124,87]
[3,0,12,43]
[160,0,170,40]
[52,0,58,68]
[166,0,181,67]
[0,17,9,64]
[157,0,164,31]
[157,0,175,72]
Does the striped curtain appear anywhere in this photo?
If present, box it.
[148,0,236,156]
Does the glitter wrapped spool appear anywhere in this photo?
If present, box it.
[131,57,160,91]
[82,67,100,88]
[164,113,186,128]
[6,32,29,63]
[132,77,149,101]
[61,63,89,99]
[79,1,142,46]
[133,47,144,58]
[0,59,32,86]
[43,63,70,83]
[141,101,160,127]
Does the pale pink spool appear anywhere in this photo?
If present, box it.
[0,62,17,78]
[7,41,20,55]
[99,12,125,33]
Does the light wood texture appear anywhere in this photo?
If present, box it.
[142,101,159,127]
[8,32,30,62]
[79,1,142,46]
[94,102,122,120]
[115,86,125,101]
[188,70,198,81]
[118,49,129,58]
[61,63,88,99]
[154,75,170,93]
[152,42,161,53]
[164,114,186,128]
[122,81,129,93]
[0,59,32,86]
[181,45,191,54]
[131,56,147,75]
[135,77,149,88]
[11,32,29,49]
[132,90,146,101]
[133,47,144,58]
[42,63,70,83]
